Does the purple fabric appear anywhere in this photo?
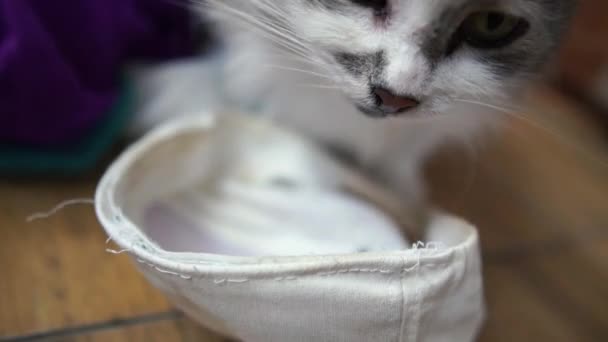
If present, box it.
[0,0,196,146]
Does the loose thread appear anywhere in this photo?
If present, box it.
[26,198,95,222]
[411,241,445,251]
[105,248,131,255]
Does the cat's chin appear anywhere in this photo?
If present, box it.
[355,104,421,119]
[355,105,390,118]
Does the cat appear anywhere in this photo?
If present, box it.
[130,0,575,233]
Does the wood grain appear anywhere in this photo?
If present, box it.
[479,265,586,342]
[69,318,225,342]
[523,241,608,340]
[17,315,225,342]
[479,242,608,342]
[0,180,171,336]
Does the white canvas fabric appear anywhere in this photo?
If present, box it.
[96,114,485,342]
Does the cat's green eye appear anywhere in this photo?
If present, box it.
[461,11,529,49]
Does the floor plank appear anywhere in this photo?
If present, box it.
[0,181,171,336]
[3,315,225,342]
[522,240,608,340]
[479,264,589,342]
[480,241,608,342]
[69,318,225,342]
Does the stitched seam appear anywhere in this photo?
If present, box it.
[109,211,450,267]
[398,258,409,342]
[134,258,439,285]
[137,259,193,280]
[399,244,425,342]
[114,241,445,285]
[117,243,444,285]
[408,249,423,342]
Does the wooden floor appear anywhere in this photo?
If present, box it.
[1,85,607,341]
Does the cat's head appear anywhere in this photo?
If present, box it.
[208,0,575,117]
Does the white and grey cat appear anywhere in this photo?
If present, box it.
[131,0,575,217]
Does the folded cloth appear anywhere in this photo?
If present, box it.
[0,0,196,147]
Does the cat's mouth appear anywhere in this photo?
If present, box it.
[355,101,421,118]
[355,105,398,118]
[355,87,421,118]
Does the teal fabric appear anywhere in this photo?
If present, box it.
[0,80,134,175]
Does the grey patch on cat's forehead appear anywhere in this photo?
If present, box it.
[308,0,575,82]
[333,51,386,80]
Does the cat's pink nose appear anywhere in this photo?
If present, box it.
[373,87,419,113]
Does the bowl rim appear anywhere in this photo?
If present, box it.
[95,115,480,278]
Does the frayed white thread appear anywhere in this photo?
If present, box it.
[402,240,442,272]
[214,278,249,285]
[26,198,95,222]
[105,248,131,255]
[227,278,248,283]
[412,241,426,249]
[399,241,425,342]
[411,241,445,251]
[423,241,446,251]
[403,262,419,273]
[135,258,192,280]
[317,268,396,277]
[408,243,423,342]
[105,237,131,254]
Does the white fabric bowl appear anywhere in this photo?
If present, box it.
[96,114,485,342]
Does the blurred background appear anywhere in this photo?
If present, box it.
[1,1,607,341]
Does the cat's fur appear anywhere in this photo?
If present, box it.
[130,0,575,218]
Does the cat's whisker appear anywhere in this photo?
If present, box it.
[201,0,322,61]
[252,15,312,52]
[202,1,314,59]
[272,53,327,70]
[295,84,342,90]
[454,98,608,168]
[247,29,312,61]
[212,2,310,49]
[268,47,332,71]
[270,50,347,84]
[253,0,312,43]
[273,54,340,81]
[191,0,331,73]
[263,64,334,81]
